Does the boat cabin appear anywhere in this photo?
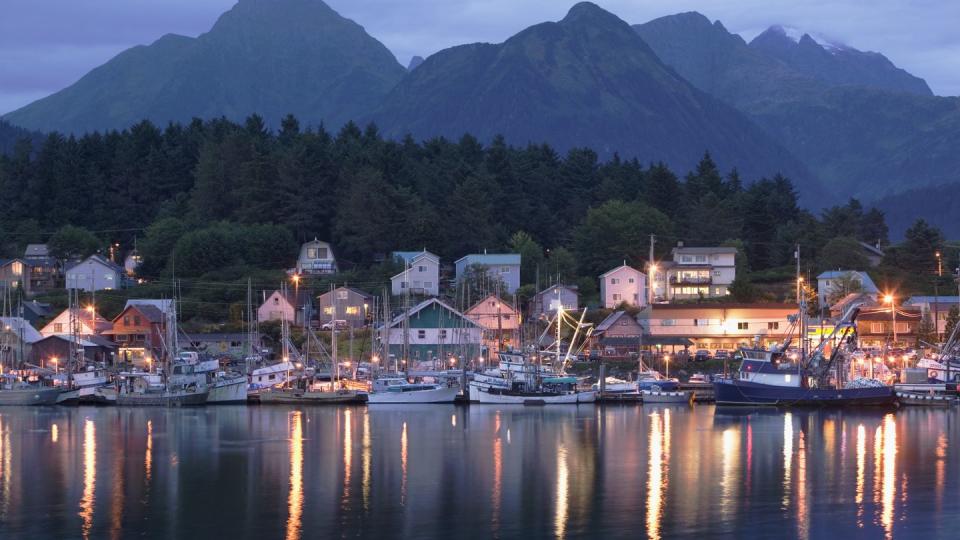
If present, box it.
[738,348,802,387]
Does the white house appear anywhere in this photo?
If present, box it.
[65,255,123,292]
[40,307,113,337]
[530,284,579,319]
[600,264,647,308]
[391,251,440,297]
[816,271,879,310]
[454,253,521,294]
[654,245,736,301]
[295,238,337,275]
[257,289,313,325]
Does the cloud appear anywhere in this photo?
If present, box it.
[2,0,958,115]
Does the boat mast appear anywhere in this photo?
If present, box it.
[331,283,339,383]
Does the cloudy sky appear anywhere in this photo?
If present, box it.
[2,0,958,114]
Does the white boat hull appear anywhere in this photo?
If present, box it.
[475,387,596,405]
[641,390,693,404]
[368,385,460,404]
[207,377,249,404]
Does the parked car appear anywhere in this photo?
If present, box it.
[714,350,731,360]
[693,349,712,362]
[321,320,349,330]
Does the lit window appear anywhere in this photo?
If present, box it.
[345,307,359,315]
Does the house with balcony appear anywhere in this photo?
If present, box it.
[380,298,482,366]
[654,245,736,301]
[391,250,440,297]
[24,243,57,293]
[317,286,373,328]
[600,264,647,308]
[639,303,798,353]
[65,254,124,292]
[530,284,579,319]
[455,253,521,294]
[294,238,337,275]
[465,294,520,356]
[0,258,30,295]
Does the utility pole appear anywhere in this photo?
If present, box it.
[935,251,942,343]
[648,234,656,305]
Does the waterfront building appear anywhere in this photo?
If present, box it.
[0,317,43,361]
[599,264,647,309]
[105,303,169,366]
[639,303,798,353]
[380,298,482,365]
[464,294,520,356]
[856,305,921,349]
[454,253,521,294]
[391,250,440,297]
[592,310,645,358]
[30,334,116,366]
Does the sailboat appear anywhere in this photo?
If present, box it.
[470,294,596,405]
[115,286,209,406]
[0,290,60,405]
[56,289,113,405]
[259,282,366,404]
[713,246,895,407]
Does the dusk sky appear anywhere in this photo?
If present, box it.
[2,0,958,115]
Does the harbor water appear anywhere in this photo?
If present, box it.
[0,404,957,539]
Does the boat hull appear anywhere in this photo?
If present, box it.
[207,377,249,404]
[713,379,896,407]
[56,385,113,405]
[368,385,460,404]
[259,389,367,405]
[116,390,209,407]
[475,387,596,405]
[641,390,693,404]
[895,391,957,407]
[0,387,61,406]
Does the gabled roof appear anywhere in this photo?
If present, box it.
[600,264,644,278]
[859,242,885,257]
[38,334,117,349]
[125,299,174,315]
[388,298,480,329]
[455,253,521,266]
[672,246,737,255]
[392,250,439,265]
[117,304,165,324]
[830,292,878,314]
[595,311,639,333]
[317,286,372,301]
[535,283,578,297]
[0,317,43,343]
[24,244,50,257]
[65,254,124,274]
[815,270,879,293]
[465,294,519,315]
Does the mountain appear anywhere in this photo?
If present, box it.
[372,3,814,189]
[407,56,425,71]
[635,12,960,204]
[874,182,960,240]
[3,0,407,133]
[750,26,932,96]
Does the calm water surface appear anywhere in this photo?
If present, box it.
[0,404,957,539]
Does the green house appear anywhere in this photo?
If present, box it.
[381,298,483,365]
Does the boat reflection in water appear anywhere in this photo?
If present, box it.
[0,406,951,539]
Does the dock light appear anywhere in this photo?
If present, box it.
[85,305,95,313]
[371,355,379,363]
[292,274,300,284]
[283,356,289,362]
[343,361,351,368]
[294,362,302,369]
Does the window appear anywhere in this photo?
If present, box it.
[682,256,692,263]
[11,261,22,276]
[612,293,621,301]
[54,323,63,333]
[413,280,422,288]
[695,255,707,263]
[737,322,749,330]
[400,281,408,289]
[713,270,721,277]
[423,281,433,289]
[896,322,909,333]
[628,278,635,284]
[123,316,130,325]
[323,307,333,315]
[345,307,359,315]
[337,291,348,300]
[502,314,512,320]
[610,278,620,285]
[768,322,780,330]
[418,265,426,272]
[662,319,675,326]
[273,297,280,305]
[417,330,426,339]
[134,316,141,326]
[693,319,702,326]
[439,330,448,340]
[307,247,318,259]
[500,266,510,274]
[871,323,884,333]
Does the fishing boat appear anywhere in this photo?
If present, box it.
[260,377,368,404]
[592,376,635,393]
[641,388,694,404]
[0,373,61,405]
[115,371,209,406]
[895,390,956,407]
[55,366,112,405]
[177,352,248,404]
[713,257,895,407]
[470,299,596,405]
[367,377,459,404]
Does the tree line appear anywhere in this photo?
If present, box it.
[0,114,949,314]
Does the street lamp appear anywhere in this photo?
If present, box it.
[884,294,897,346]
[648,263,658,304]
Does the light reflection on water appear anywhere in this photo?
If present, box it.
[0,406,953,539]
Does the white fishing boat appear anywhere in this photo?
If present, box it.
[55,367,112,405]
[475,375,596,404]
[592,376,636,393]
[367,377,459,404]
[181,352,248,404]
[249,361,296,392]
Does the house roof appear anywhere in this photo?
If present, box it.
[672,246,737,255]
[0,317,43,343]
[905,296,960,306]
[317,286,372,301]
[65,254,124,274]
[125,299,174,315]
[816,270,879,293]
[186,333,258,342]
[600,264,644,278]
[128,304,166,323]
[44,307,113,332]
[38,334,117,349]
[21,301,52,317]
[388,298,480,329]
[465,294,519,315]
[455,253,521,266]
[595,311,638,333]
[859,242,885,257]
[830,293,878,315]
[24,244,50,257]
[392,250,439,265]
[535,283,578,297]
[648,303,798,311]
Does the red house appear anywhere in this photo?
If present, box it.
[105,304,168,366]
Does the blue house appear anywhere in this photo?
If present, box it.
[454,253,521,294]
